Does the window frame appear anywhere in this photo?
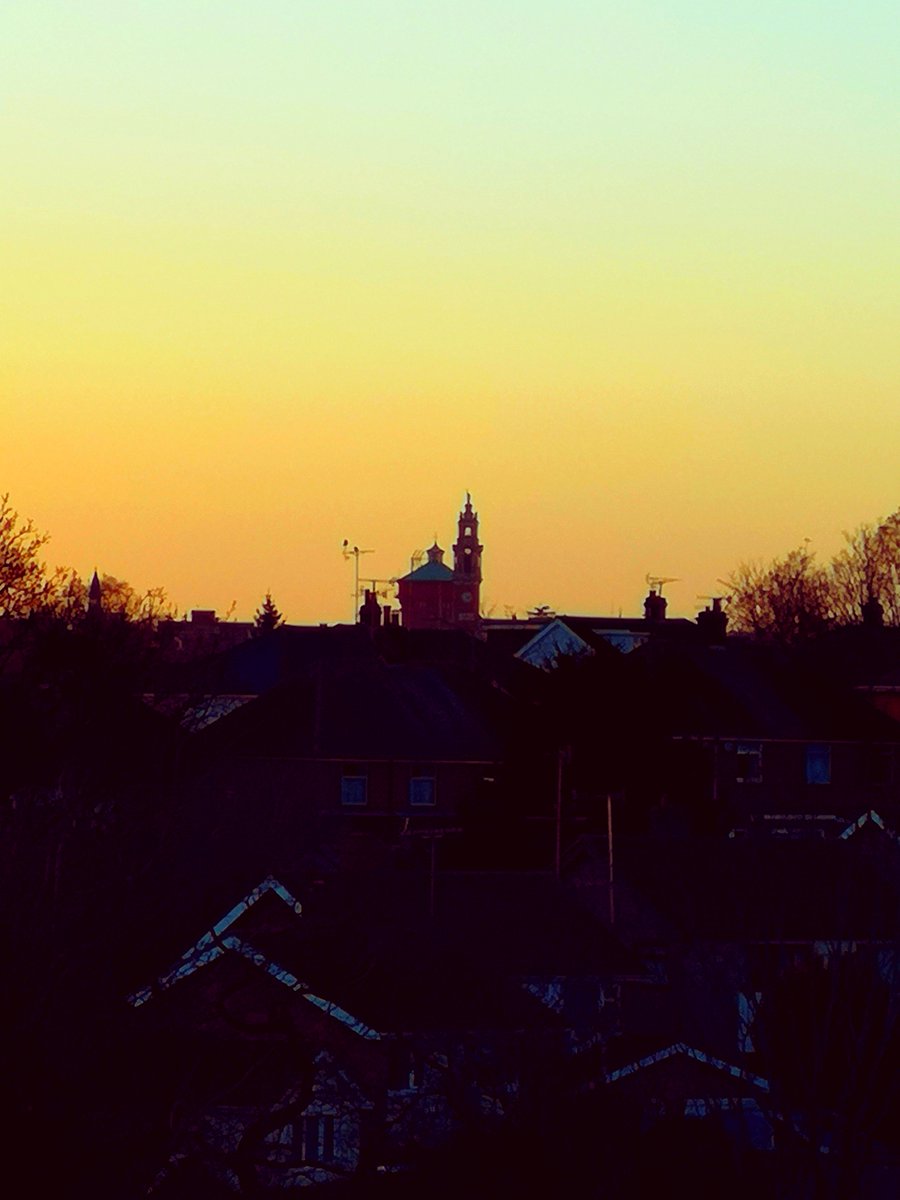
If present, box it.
[298,1113,335,1163]
[735,742,763,784]
[409,775,437,807]
[805,743,832,785]
[340,775,368,806]
[388,1043,426,1092]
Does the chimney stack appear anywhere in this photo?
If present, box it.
[697,597,728,644]
[644,589,667,623]
[359,589,381,630]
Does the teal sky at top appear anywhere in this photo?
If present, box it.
[5,2,899,211]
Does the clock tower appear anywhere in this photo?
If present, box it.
[396,495,484,630]
[452,493,482,625]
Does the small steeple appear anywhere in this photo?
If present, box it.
[88,569,102,613]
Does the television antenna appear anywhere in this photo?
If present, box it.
[645,574,680,595]
[527,604,556,620]
[341,541,374,623]
[361,577,397,603]
[697,594,731,613]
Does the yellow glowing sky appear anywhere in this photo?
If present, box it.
[3,3,898,623]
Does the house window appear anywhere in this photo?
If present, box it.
[409,776,436,806]
[388,1043,425,1091]
[297,1114,335,1163]
[805,744,831,785]
[735,743,762,783]
[341,776,367,806]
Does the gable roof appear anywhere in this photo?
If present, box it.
[398,559,455,583]
[801,626,900,690]
[513,615,699,671]
[606,835,900,942]
[839,808,899,843]
[636,640,900,741]
[128,875,381,1039]
[191,658,511,761]
[127,872,560,1035]
[149,623,378,699]
[605,1042,770,1092]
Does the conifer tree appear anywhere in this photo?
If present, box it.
[253,591,283,636]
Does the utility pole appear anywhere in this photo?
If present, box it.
[429,836,437,919]
[555,746,570,878]
[341,541,373,623]
[607,792,615,926]
[400,825,462,918]
[555,749,563,878]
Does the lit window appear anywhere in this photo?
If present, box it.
[409,777,436,806]
[736,743,762,783]
[341,776,367,806]
[805,744,831,785]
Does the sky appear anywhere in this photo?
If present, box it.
[3,2,898,623]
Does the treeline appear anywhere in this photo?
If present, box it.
[4,489,899,644]
[0,492,173,625]
[726,510,900,641]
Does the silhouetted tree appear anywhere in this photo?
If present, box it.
[0,494,176,638]
[830,512,900,627]
[727,510,900,640]
[91,573,175,623]
[0,492,53,618]
[727,544,832,641]
[254,592,284,636]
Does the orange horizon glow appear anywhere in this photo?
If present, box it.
[3,4,898,624]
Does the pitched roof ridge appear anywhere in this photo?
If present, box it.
[605,1041,769,1091]
[127,883,383,1039]
[839,808,897,841]
[128,874,303,1007]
